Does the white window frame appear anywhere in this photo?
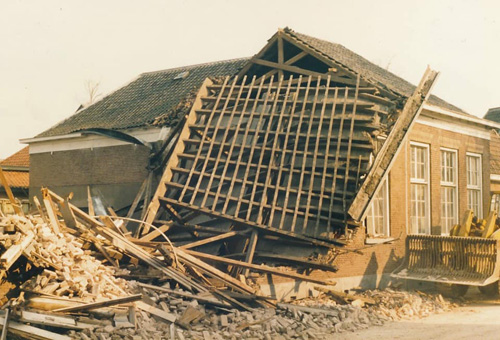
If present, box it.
[366,176,390,238]
[440,148,458,235]
[410,142,431,234]
[466,152,483,218]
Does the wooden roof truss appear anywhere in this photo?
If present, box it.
[144,74,396,243]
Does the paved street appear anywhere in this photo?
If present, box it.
[329,290,500,340]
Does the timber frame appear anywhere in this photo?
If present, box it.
[143,73,399,244]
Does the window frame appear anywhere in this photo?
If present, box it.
[409,142,431,234]
[466,152,483,218]
[366,176,390,238]
[440,148,458,235]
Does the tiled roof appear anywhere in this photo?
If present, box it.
[484,107,500,123]
[0,171,29,189]
[283,28,466,114]
[0,146,29,168]
[37,58,248,138]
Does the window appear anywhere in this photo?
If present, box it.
[440,149,458,234]
[466,153,482,217]
[410,143,430,234]
[366,177,389,237]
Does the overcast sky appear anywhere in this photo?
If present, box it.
[1,0,499,159]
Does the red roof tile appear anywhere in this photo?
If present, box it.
[0,146,29,168]
[0,171,29,189]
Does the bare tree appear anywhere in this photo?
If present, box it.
[84,80,102,105]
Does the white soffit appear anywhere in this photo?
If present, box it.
[418,105,493,140]
[23,127,168,154]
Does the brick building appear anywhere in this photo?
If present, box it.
[23,28,500,291]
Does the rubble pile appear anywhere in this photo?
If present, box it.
[0,188,456,339]
[68,286,455,339]
[363,288,456,320]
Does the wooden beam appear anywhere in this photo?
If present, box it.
[87,186,95,216]
[237,33,280,77]
[41,189,61,234]
[137,283,231,308]
[242,231,258,276]
[348,67,439,220]
[285,51,308,65]
[251,58,325,78]
[125,177,147,233]
[143,78,213,227]
[0,315,71,340]
[0,167,23,215]
[160,197,342,248]
[139,222,173,242]
[184,249,332,285]
[179,230,242,249]
[54,294,142,313]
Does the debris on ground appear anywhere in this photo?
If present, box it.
[0,186,457,339]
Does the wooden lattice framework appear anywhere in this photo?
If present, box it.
[144,74,396,243]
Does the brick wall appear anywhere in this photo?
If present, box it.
[30,144,151,209]
[328,122,491,280]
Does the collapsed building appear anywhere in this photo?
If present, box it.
[21,28,500,293]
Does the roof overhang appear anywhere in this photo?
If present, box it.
[422,103,500,130]
[20,126,168,154]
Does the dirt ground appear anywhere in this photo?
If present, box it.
[329,288,500,340]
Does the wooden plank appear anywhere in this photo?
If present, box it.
[348,67,439,220]
[125,177,147,233]
[0,231,34,271]
[0,315,71,340]
[18,310,98,330]
[135,301,177,323]
[137,283,231,308]
[179,231,241,250]
[341,74,361,236]
[184,249,332,285]
[139,222,173,242]
[42,189,61,234]
[87,186,95,216]
[242,230,258,276]
[54,294,142,313]
[0,167,23,215]
[328,86,349,233]
[285,51,308,66]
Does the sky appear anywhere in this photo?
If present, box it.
[1,0,500,159]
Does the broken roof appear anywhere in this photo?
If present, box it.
[36,58,248,138]
[34,28,465,140]
[242,28,464,114]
